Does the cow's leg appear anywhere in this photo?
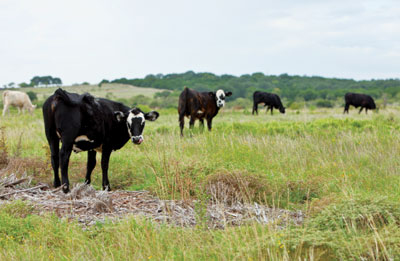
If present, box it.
[344,103,350,114]
[359,107,363,114]
[2,104,9,116]
[101,149,112,191]
[17,107,21,114]
[59,141,73,193]
[49,138,61,188]
[252,103,258,115]
[199,119,204,132]
[365,108,368,114]
[85,150,97,184]
[270,107,274,115]
[207,117,213,131]
[179,113,185,137]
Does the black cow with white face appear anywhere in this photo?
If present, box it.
[178,87,232,136]
[43,89,159,193]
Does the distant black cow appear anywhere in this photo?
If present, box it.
[43,89,159,193]
[178,87,232,136]
[252,91,285,115]
[344,93,376,114]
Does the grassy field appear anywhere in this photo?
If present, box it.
[0,103,400,260]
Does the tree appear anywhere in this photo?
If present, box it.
[98,79,109,87]
[19,82,32,88]
[53,77,62,86]
[29,76,62,86]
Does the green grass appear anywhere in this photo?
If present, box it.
[1,106,400,259]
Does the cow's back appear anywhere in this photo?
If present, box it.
[3,91,30,107]
[345,93,376,109]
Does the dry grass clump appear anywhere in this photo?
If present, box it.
[0,127,9,169]
[205,171,270,205]
[285,175,324,203]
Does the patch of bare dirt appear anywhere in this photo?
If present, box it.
[0,174,304,229]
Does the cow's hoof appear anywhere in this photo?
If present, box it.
[54,180,61,188]
[62,184,70,193]
[103,185,111,191]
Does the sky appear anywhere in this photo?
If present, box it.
[0,0,399,86]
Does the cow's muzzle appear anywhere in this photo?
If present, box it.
[132,136,143,145]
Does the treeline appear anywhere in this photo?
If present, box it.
[105,71,400,103]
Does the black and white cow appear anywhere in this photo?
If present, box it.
[344,93,376,114]
[43,88,159,193]
[178,87,232,136]
[252,91,285,115]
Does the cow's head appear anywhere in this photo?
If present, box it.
[279,106,286,114]
[209,89,232,108]
[114,108,159,145]
[28,104,37,114]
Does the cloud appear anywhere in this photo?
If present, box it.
[0,0,399,85]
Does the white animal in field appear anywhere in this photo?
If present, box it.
[2,90,37,116]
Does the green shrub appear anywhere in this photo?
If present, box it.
[315,99,334,108]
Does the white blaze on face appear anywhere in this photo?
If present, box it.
[127,112,145,129]
[215,89,226,107]
[126,111,145,144]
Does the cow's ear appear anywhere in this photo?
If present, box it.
[114,111,127,122]
[225,91,232,97]
[144,111,159,121]
[208,92,215,97]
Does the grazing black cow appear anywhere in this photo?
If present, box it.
[43,88,159,193]
[252,91,285,115]
[344,93,376,114]
[178,87,232,136]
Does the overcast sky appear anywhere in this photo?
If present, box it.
[0,0,399,85]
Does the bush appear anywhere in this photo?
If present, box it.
[26,91,37,102]
[227,98,252,110]
[315,99,334,108]
[130,95,151,107]
[310,197,400,231]
[288,101,305,110]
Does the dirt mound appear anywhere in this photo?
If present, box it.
[0,175,304,229]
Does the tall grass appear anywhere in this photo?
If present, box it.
[0,107,399,259]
